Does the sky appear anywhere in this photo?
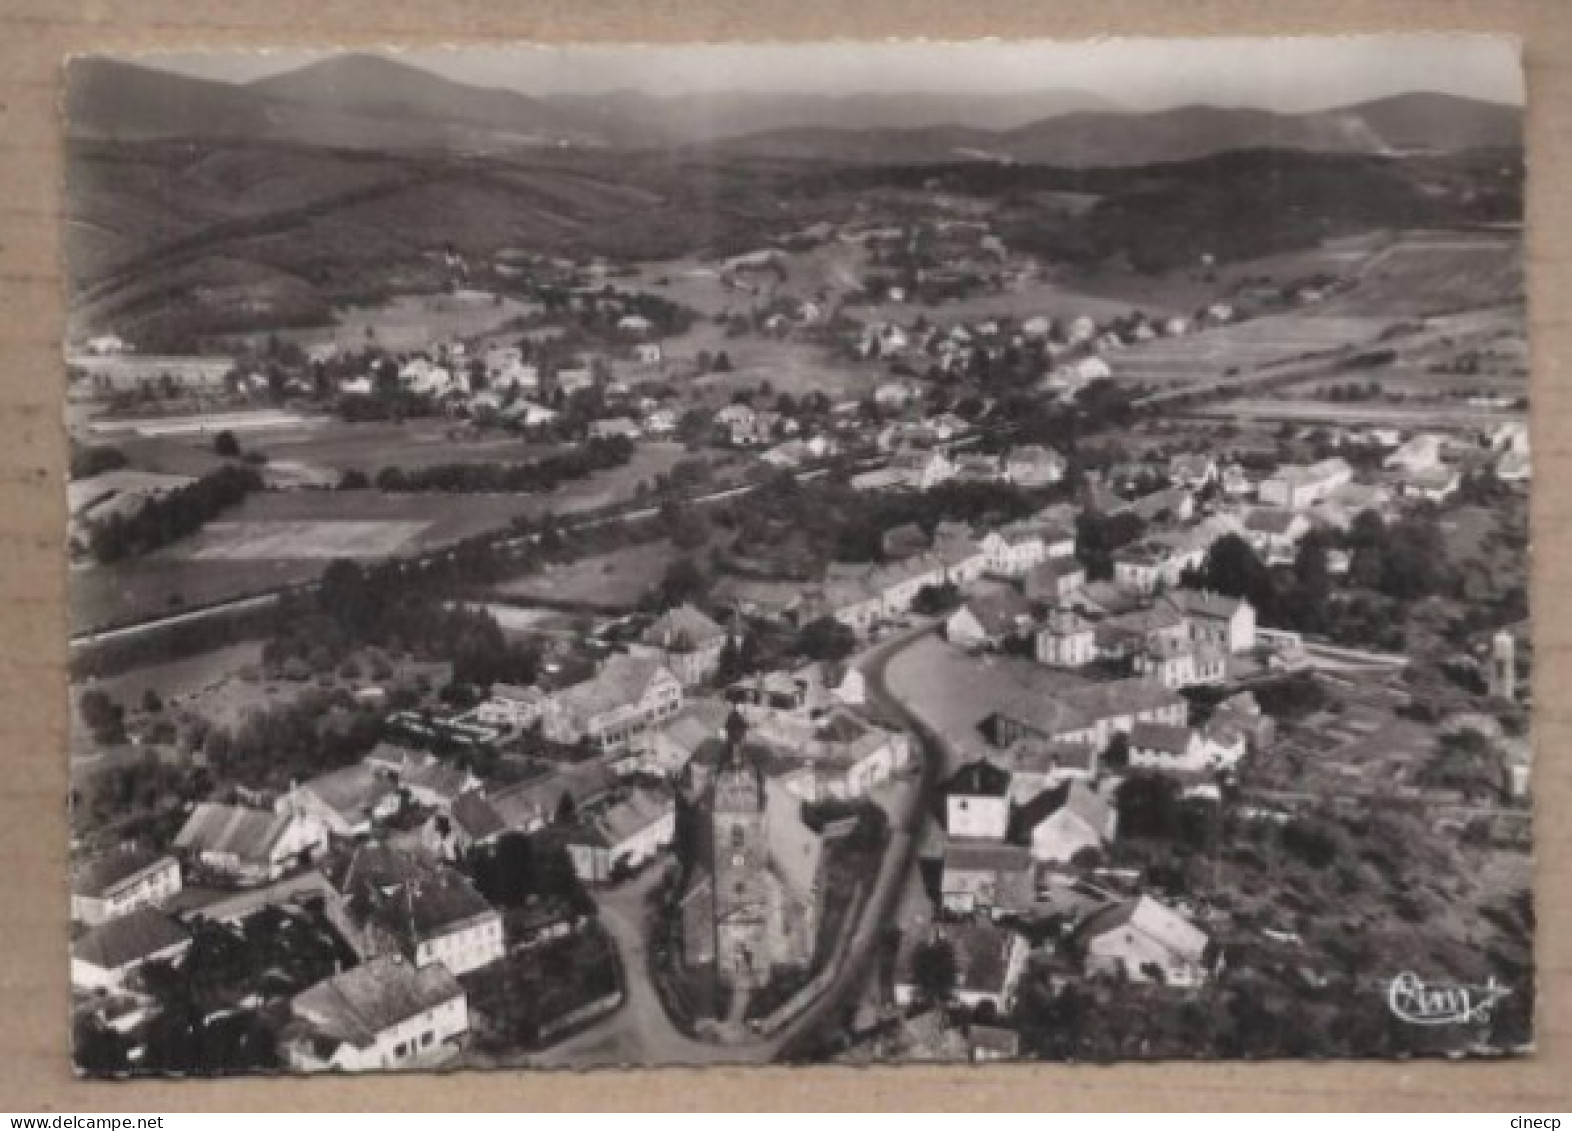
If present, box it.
[135,36,1524,112]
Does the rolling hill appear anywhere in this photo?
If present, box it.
[716,96,1523,166]
[67,54,1521,166]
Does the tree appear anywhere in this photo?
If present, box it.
[213,430,240,458]
[1115,771,1184,840]
[1197,534,1277,615]
[78,688,126,745]
[911,937,958,1004]
[798,617,856,663]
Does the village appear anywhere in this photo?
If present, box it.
[61,50,1533,1074]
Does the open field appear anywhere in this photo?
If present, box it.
[1179,398,1526,429]
[193,519,432,561]
[490,539,679,610]
[1114,313,1392,391]
[104,419,571,480]
[663,321,884,403]
[224,290,541,354]
[70,442,689,631]
[86,408,324,438]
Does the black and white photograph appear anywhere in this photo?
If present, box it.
[62,36,1531,1076]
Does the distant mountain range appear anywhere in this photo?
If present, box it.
[67,54,1522,166]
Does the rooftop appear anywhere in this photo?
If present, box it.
[292,956,464,1050]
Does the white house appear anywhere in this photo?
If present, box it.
[1128,722,1211,773]
[979,526,1047,578]
[71,910,191,993]
[174,803,330,885]
[285,957,469,1073]
[541,654,684,753]
[565,788,677,883]
[1080,896,1212,987]
[471,683,547,730]
[1257,458,1352,510]
[945,758,1014,841]
[895,922,1030,1013]
[72,848,182,927]
[1035,611,1097,668]
[1016,780,1117,866]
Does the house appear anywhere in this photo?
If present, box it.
[1396,465,1461,503]
[946,590,1035,650]
[1024,557,1087,603]
[643,407,678,435]
[895,921,1030,1012]
[1208,690,1276,755]
[875,380,920,408]
[979,525,1047,578]
[326,846,504,976]
[283,765,401,839]
[618,314,654,336]
[941,841,1035,916]
[1497,448,1531,483]
[71,910,191,992]
[400,759,482,813]
[174,802,330,885]
[945,758,1014,840]
[1094,603,1191,661]
[502,399,559,429]
[1257,458,1352,509]
[587,417,642,441]
[1002,737,1099,798]
[1012,779,1117,865]
[72,847,182,927]
[1161,590,1257,654]
[952,452,1004,483]
[1035,610,1097,668]
[1243,508,1312,564]
[1003,445,1066,488]
[1385,433,1446,472]
[970,1025,1022,1063]
[1112,539,1205,594]
[555,367,595,396]
[1135,636,1226,689]
[541,654,683,753]
[992,675,1187,751]
[424,791,509,860]
[647,697,733,776]
[284,957,469,1073]
[565,787,677,883]
[639,604,728,688]
[1219,464,1254,499]
[485,761,617,836]
[778,710,912,801]
[1128,722,1211,773]
[1128,486,1195,525]
[887,448,955,491]
[1170,453,1218,490]
[471,683,547,730]
[1079,895,1212,987]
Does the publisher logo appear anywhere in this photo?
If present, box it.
[1387,971,1511,1026]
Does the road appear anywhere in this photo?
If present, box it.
[772,620,946,1058]
[526,866,773,1068]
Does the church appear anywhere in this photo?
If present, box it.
[680,710,825,998]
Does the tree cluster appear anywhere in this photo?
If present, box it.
[87,465,262,563]
[372,436,633,493]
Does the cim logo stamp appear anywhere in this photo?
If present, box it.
[1387,971,1512,1026]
